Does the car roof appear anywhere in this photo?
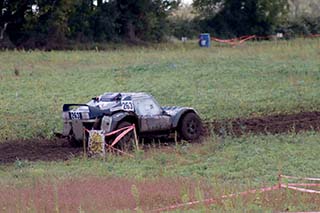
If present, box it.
[100,92,152,101]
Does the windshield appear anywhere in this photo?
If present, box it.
[134,97,162,116]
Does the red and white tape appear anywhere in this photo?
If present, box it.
[84,124,136,156]
[110,125,135,147]
[212,35,256,45]
[151,174,320,212]
[281,175,320,182]
[280,174,320,194]
[211,33,320,46]
[281,184,320,194]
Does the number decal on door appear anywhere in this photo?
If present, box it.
[121,101,134,111]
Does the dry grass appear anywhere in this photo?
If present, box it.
[0,177,214,212]
[1,176,319,212]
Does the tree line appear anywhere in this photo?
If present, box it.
[173,0,320,40]
[0,0,319,49]
[0,0,179,49]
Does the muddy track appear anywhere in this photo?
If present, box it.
[0,139,82,164]
[1,111,320,163]
[207,111,320,137]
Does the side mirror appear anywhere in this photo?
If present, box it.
[162,109,169,115]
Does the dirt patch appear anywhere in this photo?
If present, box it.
[1,111,320,163]
[0,139,82,164]
[208,111,320,137]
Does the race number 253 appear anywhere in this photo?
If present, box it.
[121,101,134,111]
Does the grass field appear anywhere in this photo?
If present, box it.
[1,132,320,211]
[0,39,320,140]
[1,39,320,211]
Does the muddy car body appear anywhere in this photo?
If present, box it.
[62,92,202,146]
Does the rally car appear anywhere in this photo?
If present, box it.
[62,92,202,148]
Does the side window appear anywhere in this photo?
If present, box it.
[134,98,161,116]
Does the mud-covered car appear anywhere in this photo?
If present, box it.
[62,92,202,147]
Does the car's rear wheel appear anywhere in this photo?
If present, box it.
[179,112,202,141]
[69,135,80,147]
[114,121,135,151]
[68,131,85,147]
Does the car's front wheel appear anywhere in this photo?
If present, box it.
[179,112,202,141]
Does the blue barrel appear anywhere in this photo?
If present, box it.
[199,33,211,47]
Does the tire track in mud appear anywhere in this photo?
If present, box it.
[0,139,82,164]
[1,111,320,163]
[206,111,320,137]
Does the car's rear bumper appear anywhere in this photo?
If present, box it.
[62,119,97,141]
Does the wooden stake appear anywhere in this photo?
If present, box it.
[278,173,282,189]
[83,129,87,158]
[174,131,178,146]
[277,164,282,189]
[133,124,139,150]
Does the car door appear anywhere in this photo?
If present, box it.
[134,97,171,132]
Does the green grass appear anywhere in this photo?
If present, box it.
[1,132,320,186]
[1,132,320,211]
[0,39,320,140]
[1,39,320,211]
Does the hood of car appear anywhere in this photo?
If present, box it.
[162,106,189,116]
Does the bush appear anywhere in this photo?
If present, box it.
[169,17,200,40]
[279,16,320,39]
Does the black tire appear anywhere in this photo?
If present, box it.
[69,136,81,147]
[179,112,202,141]
[68,130,85,147]
[69,133,89,148]
[114,121,135,151]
